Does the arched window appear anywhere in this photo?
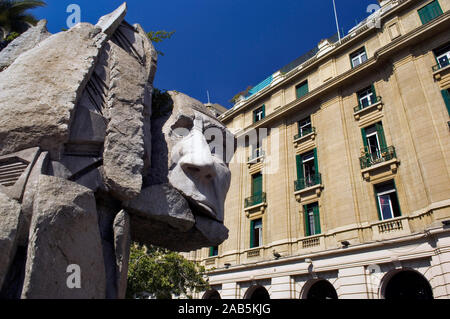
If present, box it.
[303,279,338,300]
[202,289,221,300]
[244,285,270,300]
[383,270,433,300]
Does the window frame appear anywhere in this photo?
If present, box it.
[418,0,443,25]
[434,44,450,69]
[374,181,402,221]
[253,105,265,123]
[298,116,313,137]
[350,47,368,68]
[209,246,219,257]
[303,202,321,237]
[250,218,263,248]
[357,85,377,108]
[296,80,309,99]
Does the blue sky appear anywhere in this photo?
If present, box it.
[33,0,376,108]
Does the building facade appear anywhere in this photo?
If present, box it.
[186,0,450,299]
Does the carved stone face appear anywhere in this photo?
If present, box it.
[162,92,232,223]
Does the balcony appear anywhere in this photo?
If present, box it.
[245,192,266,208]
[247,149,265,168]
[371,216,410,241]
[294,173,323,202]
[359,146,396,169]
[359,146,399,182]
[353,96,383,122]
[432,60,450,81]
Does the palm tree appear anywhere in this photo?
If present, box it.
[0,0,46,40]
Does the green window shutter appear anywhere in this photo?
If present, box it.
[252,173,262,196]
[441,89,450,116]
[296,81,309,99]
[313,148,319,175]
[361,128,369,152]
[209,246,214,257]
[296,154,303,181]
[374,191,382,221]
[375,122,387,149]
[371,84,377,104]
[393,181,402,217]
[313,205,321,235]
[304,205,310,237]
[262,104,266,119]
[250,220,255,248]
[419,0,443,24]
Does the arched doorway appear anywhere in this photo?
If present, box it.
[244,285,270,300]
[202,289,221,299]
[304,280,338,300]
[383,270,433,300]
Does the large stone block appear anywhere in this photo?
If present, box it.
[21,176,105,299]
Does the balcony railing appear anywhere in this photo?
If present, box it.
[353,96,382,113]
[248,149,265,162]
[359,146,397,169]
[294,127,316,141]
[432,60,449,72]
[294,173,322,192]
[244,192,266,208]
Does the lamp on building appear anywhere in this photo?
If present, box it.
[341,240,350,248]
[224,263,231,269]
[305,258,312,264]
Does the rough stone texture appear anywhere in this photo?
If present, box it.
[0,20,51,72]
[21,175,105,299]
[113,210,131,299]
[96,3,127,36]
[0,23,108,159]
[123,184,195,232]
[17,151,49,247]
[102,41,147,200]
[0,191,22,290]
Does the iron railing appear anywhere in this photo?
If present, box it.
[354,96,382,113]
[294,173,322,192]
[432,60,449,72]
[294,127,316,140]
[244,192,266,208]
[359,146,397,169]
[248,149,265,162]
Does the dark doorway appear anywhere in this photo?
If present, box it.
[202,289,221,299]
[245,286,270,300]
[384,270,433,300]
[306,280,338,300]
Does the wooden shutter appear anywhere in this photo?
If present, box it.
[252,173,262,195]
[374,191,382,221]
[375,122,387,150]
[262,104,266,119]
[296,154,303,181]
[250,220,255,248]
[313,204,321,235]
[296,81,309,99]
[441,89,450,116]
[304,205,310,236]
[419,0,443,24]
[361,128,369,152]
[313,148,319,176]
[370,84,377,104]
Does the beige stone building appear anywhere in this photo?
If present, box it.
[186,0,450,299]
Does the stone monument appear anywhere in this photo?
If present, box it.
[0,3,234,299]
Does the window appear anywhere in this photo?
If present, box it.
[250,144,263,160]
[250,218,263,248]
[253,105,265,123]
[350,47,368,68]
[434,44,450,70]
[297,116,313,137]
[418,0,443,25]
[361,122,387,160]
[252,172,263,196]
[296,149,319,190]
[303,202,321,236]
[357,85,377,108]
[441,89,450,116]
[296,81,309,99]
[374,181,401,220]
[209,246,218,257]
